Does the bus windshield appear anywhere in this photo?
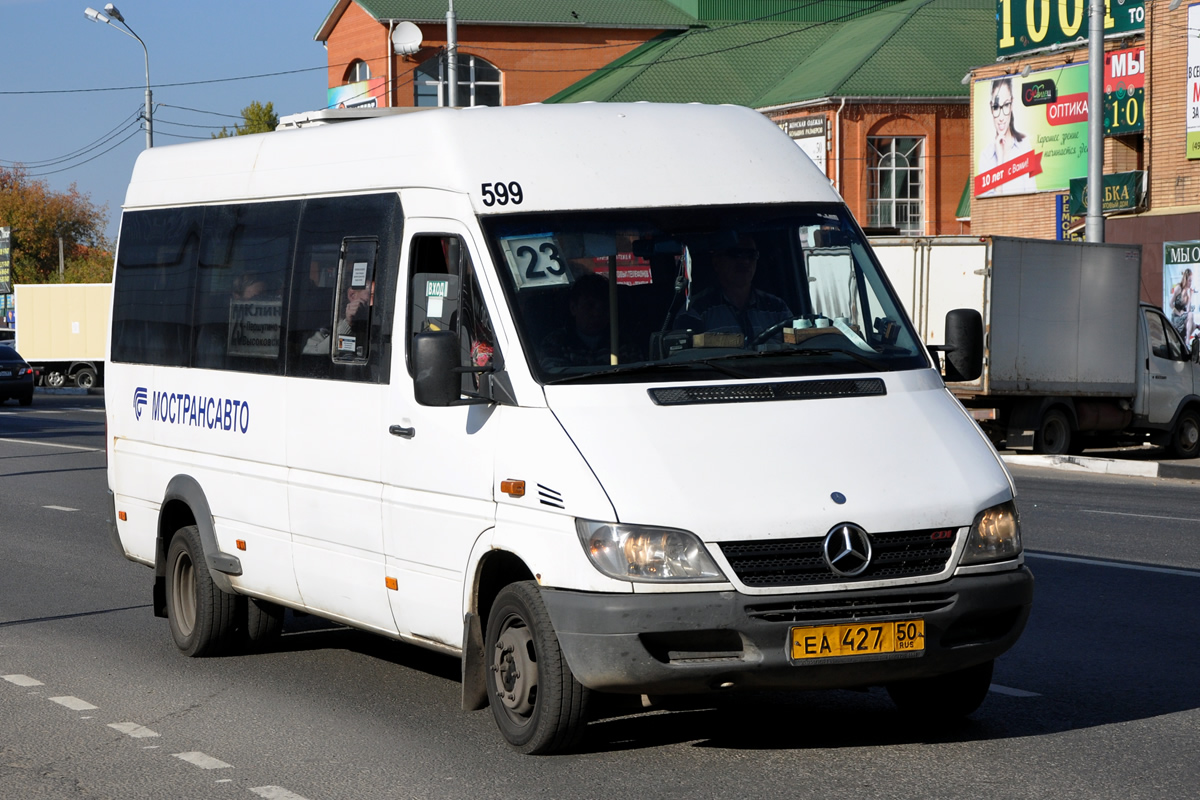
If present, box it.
[482,204,927,384]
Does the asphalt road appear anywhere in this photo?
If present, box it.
[2,392,1199,799]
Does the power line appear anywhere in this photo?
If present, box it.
[26,129,143,177]
[0,109,142,168]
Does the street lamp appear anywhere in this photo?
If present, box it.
[84,4,153,148]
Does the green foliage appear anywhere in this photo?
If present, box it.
[0,166,112,284]
[213,101,279,138]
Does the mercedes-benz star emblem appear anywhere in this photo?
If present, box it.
[823,524,873,577]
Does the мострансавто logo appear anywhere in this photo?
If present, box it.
[134,387,250,433]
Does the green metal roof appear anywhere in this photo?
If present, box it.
[547,0,994,107]
[342,0,698,27]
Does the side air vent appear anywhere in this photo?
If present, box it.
[538,484,564,509]
[649,378,886,406]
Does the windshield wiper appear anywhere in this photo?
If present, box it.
[544,358,749,385]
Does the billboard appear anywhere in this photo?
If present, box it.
[0,227,11,295]
[1164,240,1200,346]
[327,77,387,109]
[997,0,1144,59]
[1189,4,1200,159]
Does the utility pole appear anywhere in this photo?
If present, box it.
[1085,0,1104,241]
[446,0,459,107]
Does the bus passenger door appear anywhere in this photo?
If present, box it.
[382,223,499,650]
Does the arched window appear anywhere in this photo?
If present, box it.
[414,54,500,107]
[346,60,371,83]
[867,137,924,235]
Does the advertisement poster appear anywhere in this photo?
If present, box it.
[997,0,1144,59]
[1163,240,1200,346]
[1189,4,1200,159]
[327,77,387,109]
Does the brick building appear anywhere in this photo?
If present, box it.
[313,1,694,109]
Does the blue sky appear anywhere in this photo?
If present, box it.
[2,0,338,241]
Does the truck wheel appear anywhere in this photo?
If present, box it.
[44,370,65,388]
[1171,409,1200,459]
[73,367,97,389]
[485,581,590,754]
[886,659,993,722]
[1034,409,1071,455]
[165,525,238,657]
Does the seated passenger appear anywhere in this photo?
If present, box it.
[675,235,792,343]
[539,273,637,370]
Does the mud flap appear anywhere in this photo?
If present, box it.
[461,612,488,711]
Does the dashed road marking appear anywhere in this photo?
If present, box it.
[251,787,313,800]
[1026,551,1200,578]
[42,505,79,512]
[49,696,98,711]
[3,674,44,687]
[109,722,160,738]
[0,437,102,452]
[173,751,232,770]
[990,684,1041,697]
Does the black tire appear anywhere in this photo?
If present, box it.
[887,659,994,722]
[73,367,97,389]
[165,525,238,657]
[485,581,590,754]
[1033,409,1071,455]
[244,597,285,645]
[43,370,65,388]
[1171,408,1200,459]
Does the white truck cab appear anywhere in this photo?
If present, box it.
[106,102,1032,754]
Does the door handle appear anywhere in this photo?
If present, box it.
[389,425,416,439]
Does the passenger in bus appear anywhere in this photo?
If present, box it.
[539,272,638,369]
[304,280,374,356]
[674,235,792,343]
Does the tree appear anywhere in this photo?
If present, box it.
[213,101,279,138]
[0,166,112,285]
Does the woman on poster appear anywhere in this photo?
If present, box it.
[1171,268,1194,344]
[978,77,1036,197]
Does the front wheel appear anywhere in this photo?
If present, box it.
[43,370,65,388]
[886,659,994,722]
[165,525,238,657]
[485,581,590,754]
[1171,408,1200,459]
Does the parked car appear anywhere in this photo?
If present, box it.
[0,345,35,405]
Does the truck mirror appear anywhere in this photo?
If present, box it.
[413,330,461,406]
[944,308,983,382]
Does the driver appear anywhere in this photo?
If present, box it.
[674,235,792,344]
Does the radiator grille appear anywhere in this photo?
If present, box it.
[745,593,956,624]
[720,528,955,588]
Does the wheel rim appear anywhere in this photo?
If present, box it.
[1043,417,1067,453]
[46,372,64,388]
[1181,418,1199,452]
[76,372,94,389]
[171,549,197,637]
[492,614,539,724]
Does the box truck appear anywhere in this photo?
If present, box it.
[872,236,1200,457]
[14,283,111,388]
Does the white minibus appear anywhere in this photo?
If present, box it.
[105,102,1032,754]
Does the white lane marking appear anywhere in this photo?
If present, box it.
[1079,509,1200,523]
[108,722,160,738]
[251,787,313,800]
[0,437,101,452]
[42,505,79,512]
[49,696,98,711]
[1025,552,1200,578]
[142,746,160,750]
[216,779,233,783]
[990,684,1041,697]
[173,751,232,770]
[3,674,44,687]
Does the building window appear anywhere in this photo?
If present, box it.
[414,54,501,107]
[347,60,371,83]
[867,137,924,235]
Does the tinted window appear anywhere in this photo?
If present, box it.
[111,208,202,366]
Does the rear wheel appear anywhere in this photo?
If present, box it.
[485,581,590,754]
[1033,409,1071,455]
[887,659,994,722]
[73,366,97,389]
[1171,408,1200,459]
[165,525,238,657]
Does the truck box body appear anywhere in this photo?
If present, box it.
[871,236,1142,397]
[14,283,111,387]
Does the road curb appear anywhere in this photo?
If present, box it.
[1001,452,1200,480]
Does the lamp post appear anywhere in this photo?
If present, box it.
[84,4,153,148]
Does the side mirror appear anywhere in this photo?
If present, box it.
[943,308,983,382]
[413,330,460,407]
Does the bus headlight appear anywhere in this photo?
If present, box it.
[575,519,726,583]
[960,501,1022,565]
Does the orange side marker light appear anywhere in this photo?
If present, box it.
[236,540,247,551]
[385,576,398,591]
[500,479,525,498]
